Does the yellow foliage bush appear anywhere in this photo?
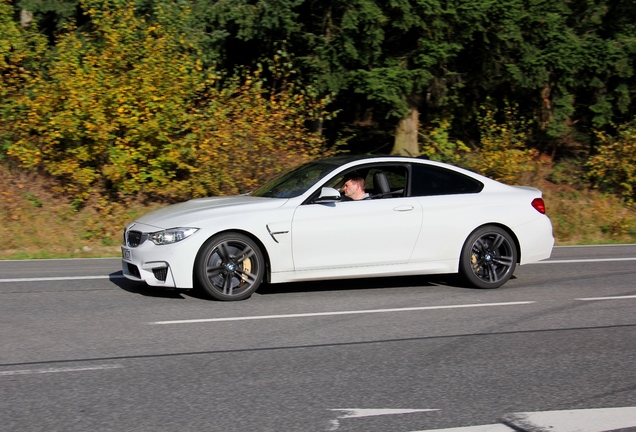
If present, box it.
[419,118,470,164]
[0,0,47,153]
[464,98,544,185]
[166,66,335,199]
[586,124,636,203]
[4,0,334,203]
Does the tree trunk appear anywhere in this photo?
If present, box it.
[391,106,419,156]
[21,9,33,27]
[538,84,553,129]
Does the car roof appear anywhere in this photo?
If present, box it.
[320,154,423,165]
[321,154,509,188]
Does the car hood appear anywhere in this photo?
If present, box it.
[135,196,288,228]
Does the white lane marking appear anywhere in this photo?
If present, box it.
[410,407,636,432]
[0,364,123,376]
[531,257,636,264]
[150,301,536,325]
[577,294,636,301]
[556,244,636,248]
[1,256,634,283]
[502,406,636,432]
[328,408,439,431]
[0,275,125,283]
[331,408,439,419]
[410,425,514,432]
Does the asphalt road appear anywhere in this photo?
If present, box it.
[1,245,635,432]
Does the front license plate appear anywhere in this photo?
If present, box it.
[122,247,132,261]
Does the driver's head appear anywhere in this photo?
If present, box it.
[341,172,366,200]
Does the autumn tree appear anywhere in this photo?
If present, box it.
[6,0,333,202]
[0,0,47,155]
[463,98,541,184]
[587,122,636,203]
[22,0,636,158]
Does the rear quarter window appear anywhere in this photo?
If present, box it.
[410,164,484,196]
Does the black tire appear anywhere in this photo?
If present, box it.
[195,233,265,301]
[459,225,517,289]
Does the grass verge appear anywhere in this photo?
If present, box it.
[1,163,634,260]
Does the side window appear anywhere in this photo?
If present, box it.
[320,165,408,199]
[366,166,407,198]
[410,164,483,196]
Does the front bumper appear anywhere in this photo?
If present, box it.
[121,252,177,288]
[121,221,202,289]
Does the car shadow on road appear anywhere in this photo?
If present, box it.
[256,273,474,296]
[108,271,481,300]
[109,271,188,299]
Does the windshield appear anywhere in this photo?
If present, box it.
[250,160,340,198]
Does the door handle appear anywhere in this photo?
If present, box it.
[393,205,414,212]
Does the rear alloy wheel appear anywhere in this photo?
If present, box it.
[459,226,517,289]
[196,233,265,301]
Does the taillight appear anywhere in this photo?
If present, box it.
[532,197,546,214]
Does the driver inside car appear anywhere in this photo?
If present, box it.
[340,172,370,201]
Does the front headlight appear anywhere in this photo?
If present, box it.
[148,227,198,245]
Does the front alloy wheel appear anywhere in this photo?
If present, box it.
[196,233,265,301]
[459,226,517,289]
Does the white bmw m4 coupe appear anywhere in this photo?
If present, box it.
[122,155,554,301]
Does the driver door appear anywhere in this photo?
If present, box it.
[290,196,422,271]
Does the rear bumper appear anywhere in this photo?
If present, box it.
[516,216,555,264]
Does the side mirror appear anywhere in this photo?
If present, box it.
[313,187,341,203]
